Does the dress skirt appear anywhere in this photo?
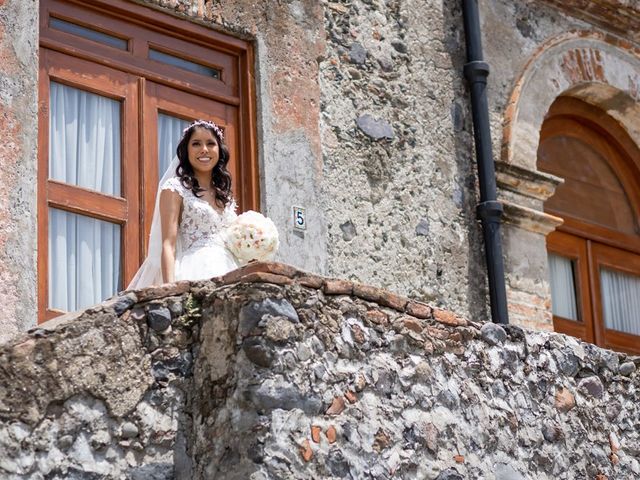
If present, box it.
[175,242,239,281]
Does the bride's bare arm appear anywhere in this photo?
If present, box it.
[160,189,182,283]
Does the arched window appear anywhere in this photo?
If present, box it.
[538,96,640,354]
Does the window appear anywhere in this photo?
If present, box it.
[539,96,640,354]
[39,0,258,321]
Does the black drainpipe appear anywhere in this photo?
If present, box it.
[461,0,509,325]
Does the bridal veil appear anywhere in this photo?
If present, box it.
[126,156,180,290]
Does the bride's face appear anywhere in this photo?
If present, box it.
[187,127,220,174]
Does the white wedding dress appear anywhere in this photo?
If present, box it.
[161,177,239,281]
[127,158,239,290]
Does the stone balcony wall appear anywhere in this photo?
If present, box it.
[1,263,638,479]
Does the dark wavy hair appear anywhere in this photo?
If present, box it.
[175,121,232,208]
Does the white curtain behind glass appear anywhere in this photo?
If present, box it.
[49,209,121,311]
[600,268,640,335]
[48,83,122,311]
[49,82,121,196]
[548,253,579,321]
[158,114,189,176]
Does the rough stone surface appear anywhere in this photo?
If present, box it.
[619,361,636,376]
[1,272,638,479]
[415,218,430,236]
[349,41,367,64]
[480,322,508,346]
[147,306,172,332]
[356,114,394,140]
[319,0,490,325]
[578,376,605,399]
[339,220,357,241]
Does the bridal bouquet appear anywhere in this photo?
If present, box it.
[225,211,279,264]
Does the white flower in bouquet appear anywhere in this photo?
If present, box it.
[225,210,279,264]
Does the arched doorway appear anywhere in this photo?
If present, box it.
[538,96,640,354]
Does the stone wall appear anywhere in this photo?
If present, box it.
[1,263,638,479]
[0,0,39,343]
[2,0,639,362]
[319,0,488,322]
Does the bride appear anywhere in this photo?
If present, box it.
[128,120,239,289]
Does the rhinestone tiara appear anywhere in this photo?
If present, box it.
[183,119,224,140]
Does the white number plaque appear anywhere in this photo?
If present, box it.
[292,206,306,231]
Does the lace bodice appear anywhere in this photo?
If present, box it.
[161,177,237,253]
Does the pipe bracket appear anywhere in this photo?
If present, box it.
[463,61,490,83]
[476,200,503,222]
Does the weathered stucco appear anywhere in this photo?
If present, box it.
[1,264,639,479]
[0,0,39,342]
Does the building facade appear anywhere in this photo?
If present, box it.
[0,0,638,352]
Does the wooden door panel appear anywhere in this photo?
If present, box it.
[547,231,595,343]
[42,0,240,100]
[539,117,637,235]
[590,242,640,354]
[140,81,241,260]
[39,48,139,322]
